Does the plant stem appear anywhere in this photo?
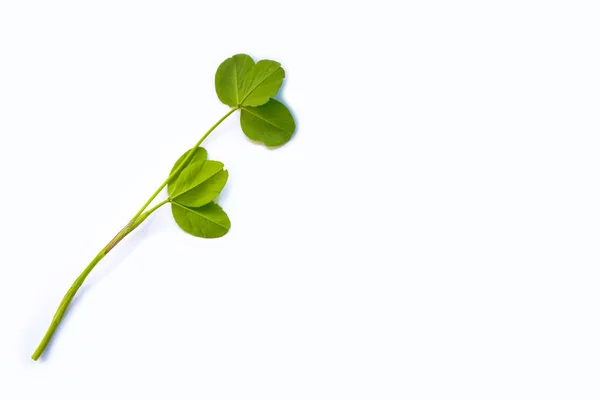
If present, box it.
[130,107,239,223]
[31,108,238,361]
[31,201,168,361]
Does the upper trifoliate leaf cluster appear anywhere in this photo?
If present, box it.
[215,54,296,146]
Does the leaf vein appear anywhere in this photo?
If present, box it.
[240,67,281,104]
[241,106,287,132]
[172,202,229,229]
[233,61,239,105]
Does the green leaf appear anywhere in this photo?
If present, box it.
[239,60,285,106]
[169,147,208,178]
[215,54,285,107]
[215,54,254,107]
[168,160,228,207]
[171,201,230,238]
[240,99,296,146]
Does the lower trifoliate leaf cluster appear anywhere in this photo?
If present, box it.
[168,147,230,238]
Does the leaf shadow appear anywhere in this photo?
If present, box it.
[216,185,231,208]
[23,209,164,363]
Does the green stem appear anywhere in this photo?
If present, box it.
[31,199,170,361]
[32,108,238,361]
[131,107,238,222]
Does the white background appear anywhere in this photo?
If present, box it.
[1,1,599,398]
